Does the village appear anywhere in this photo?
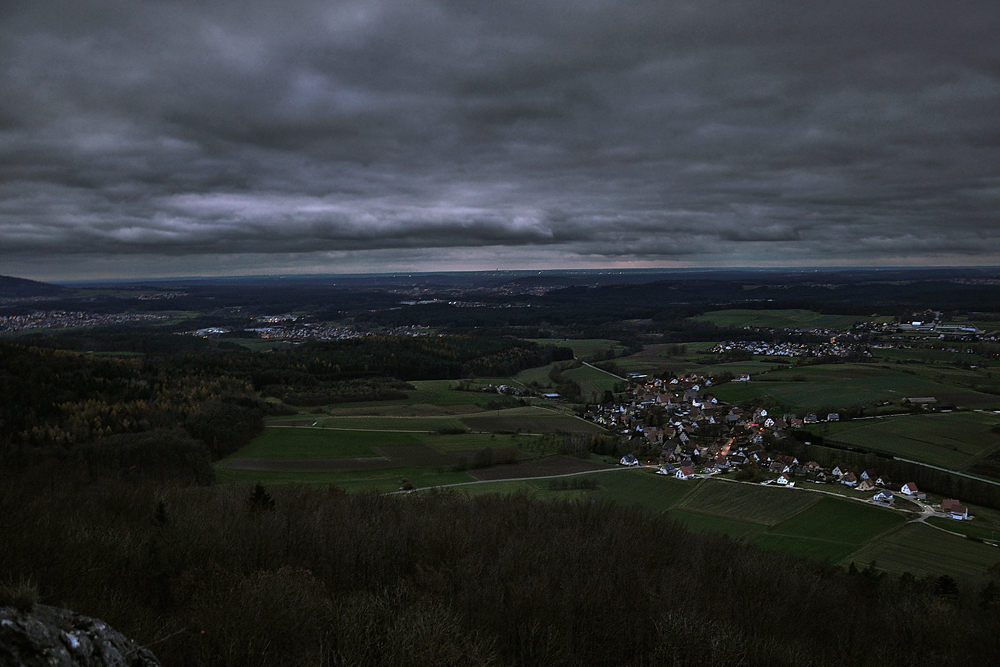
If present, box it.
[584,374,974,522]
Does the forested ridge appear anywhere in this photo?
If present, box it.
[1,479,998,666]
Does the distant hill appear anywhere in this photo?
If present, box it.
[0,275,70,299]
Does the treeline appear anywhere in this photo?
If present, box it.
[1,476,997,667]
[169,335,562,386]
[261,378,413,407]
[0,342,265,481]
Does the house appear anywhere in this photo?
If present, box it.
[941,499,969,519]
[729,453,748,468]
[826,413,840,422]
[873,490,894,504]
[804,414,819,424]
[831,466,845,478]
[901,482,919,496]
[857,478,876,492]
[657,464,676,476]
[620,454,640,467]
[876,475,892,488]
[841,472,858,487]
[775,473,793,486]
[675,466,696,480]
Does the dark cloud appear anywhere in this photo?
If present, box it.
[2,0,999,279]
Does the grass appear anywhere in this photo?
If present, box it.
[563,364,623,401]
[690,309,869,330]
[232,427,547,461]
[514,362,561,388]
[313,415,469,432]
[458,407,606,434]
[222,338,293,352]
[673,480,821,525]
[710,363,1000,412]
[235,427,389,458]
[455,468,697,511]
[841,523,1000,578]
[215,466,479,492]
[526,338,626,361]
[767,497,905,545]
[813,411,1000,471]
[925,517,999,541]
[666,509,767,539]
[317,380,525,416]
[752,534,860,562]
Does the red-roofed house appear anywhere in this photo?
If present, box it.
[941,499,969,519]
[674,466,696,480]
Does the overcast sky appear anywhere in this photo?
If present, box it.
[2,1,999,280]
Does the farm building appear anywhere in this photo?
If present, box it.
[941,499,969,520]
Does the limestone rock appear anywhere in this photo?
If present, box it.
[0,604,159,667]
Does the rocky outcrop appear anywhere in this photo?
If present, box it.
[0,604,159,667]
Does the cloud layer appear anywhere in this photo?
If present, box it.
[2,1,999,279]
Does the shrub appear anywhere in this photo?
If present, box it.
[0,577,38,613]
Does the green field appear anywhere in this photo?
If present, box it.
[313,415,469,432]
[814,411,1000,471]
[312,379,526,416]
[871,347,987,364]
[767,497,905,544]
[458,468,697,512]
[215,466,479,493]
[690,309,869,330]
[842,523,1000,578]
[710,363,1000,412]
[526,338,626,361]
[235,427,388,458]
[514,362,561,388]
[673,480,821,525]
[458,406,606,434]
[563,364,623,402]
[666,509,767,539]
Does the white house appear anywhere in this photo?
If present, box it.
[620,454,640,467]
[674,466,696,480]
[873,490,894,504]
[901,482,919,496]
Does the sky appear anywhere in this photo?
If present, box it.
[2,1,999,281]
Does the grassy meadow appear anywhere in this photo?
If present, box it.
[526,338,627,360]
[812,411,1000,471]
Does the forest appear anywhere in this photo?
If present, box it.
[2,473,999,666]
